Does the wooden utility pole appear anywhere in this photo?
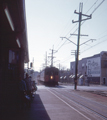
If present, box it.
[48,46,57,67]
[51,49,54,67]
[72,3,92,90]
[45,52,47,67]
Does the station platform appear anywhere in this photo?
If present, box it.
[1,85,107,120]
[1,92,50,120]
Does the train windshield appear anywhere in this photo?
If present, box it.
[45,67,59,76]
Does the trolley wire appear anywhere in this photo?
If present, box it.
[55,0,102,52]
[53,0,106,66]
[59,33,107,64]
[91,0,105,14]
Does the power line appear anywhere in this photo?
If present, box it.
[53,1,90,50]
[54,2,94,62]
[53,5,79,50]
[64,0,98,38]
[58,33,107,65]
[81,38,107,54]
[60,37,107,64]
[52,0,106,70]
[56,39,68,51]
[85,0,99,14]
[91,0,105,14]
[57,34,107,68]
[55,0,105,51]
[54,0,102,51]
[69,0,105,38]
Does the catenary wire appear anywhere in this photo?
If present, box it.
[53,0,106,66]
[55,0,102,52]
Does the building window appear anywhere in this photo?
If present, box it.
[82,63,84,68]
[9,50,19,64]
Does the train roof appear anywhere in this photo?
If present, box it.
[45,66,59,70]
[39,66,59,74]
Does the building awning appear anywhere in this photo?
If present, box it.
[0,0,29,63]
[60,76,63,79]
[69,75,72,78]
[72,75,75,78]
[79,75,84,79]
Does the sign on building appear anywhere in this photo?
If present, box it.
[87,57,100,77]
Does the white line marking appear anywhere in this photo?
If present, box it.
[47,89,91,120]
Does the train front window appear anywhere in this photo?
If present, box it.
[46,71,49,75]
[55,71,58,75]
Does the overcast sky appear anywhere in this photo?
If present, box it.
[25,0,107,71]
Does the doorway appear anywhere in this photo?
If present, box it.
[103,77,107,85]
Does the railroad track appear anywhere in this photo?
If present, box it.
[47,88,107,120]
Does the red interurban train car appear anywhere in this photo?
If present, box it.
[39,67,59,86]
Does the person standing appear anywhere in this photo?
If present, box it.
[24,73,32,98]
[19,76,27,110]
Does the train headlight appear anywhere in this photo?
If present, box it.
[50,76,53,80]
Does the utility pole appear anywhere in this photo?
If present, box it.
[45,52,47,67]
[48,46,57,67]
[51,49,54,67]
[71,50,80,75]
[72,3,92,90]
[71,50,77,60]
[71,50,80,60]
[71,50,77,76]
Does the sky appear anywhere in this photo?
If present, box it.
[25,0,107,71]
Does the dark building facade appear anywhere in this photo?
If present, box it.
[70,51,107,85]
[0,0,29,116]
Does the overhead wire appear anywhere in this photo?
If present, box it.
[55,0,99,63]
[80,29,107,56]
[58,0,106,64]
[91,0,105,14]
[57,0,100,51]
[81,38,107,54]
[60,34,107,64]
[85,0,99,14]
[51,0,106,68]
[64,0,89,38]
[81,0,105,26]
[53,2,81,51]
[53,13,75,50]
[54,0,93,52]
[70,0,100,36]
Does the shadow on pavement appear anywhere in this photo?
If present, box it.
[1,94,51,120]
